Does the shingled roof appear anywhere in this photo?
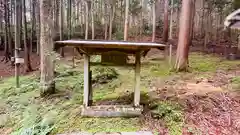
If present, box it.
[224,9,240,29]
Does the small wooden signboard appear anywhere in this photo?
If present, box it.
[101,51,128,65]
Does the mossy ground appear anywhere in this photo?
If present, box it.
[0,53,239,135]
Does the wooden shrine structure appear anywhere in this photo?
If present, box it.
[55,40,166,117]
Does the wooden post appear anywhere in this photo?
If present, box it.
[134,52,141,107]
[84,54,90,106]
[15,0,21,88]
[88,70,93,106]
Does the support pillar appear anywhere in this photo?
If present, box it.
[134,51,141,107]
[88,71,93,106]
[83,54,90,107]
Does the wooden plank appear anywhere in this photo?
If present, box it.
[101,51,127,65]
[134,52,141,107]
[55,40,166,50]
[90,62,135,67]
[83,54,90,107]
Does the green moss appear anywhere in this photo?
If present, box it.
[152,101,184,135]
[231,76,240,90]
[53,117,140,134]
[189,53,240,72]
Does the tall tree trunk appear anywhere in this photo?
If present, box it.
[189,0,196,45]
[169,0,174,39]
[91,0,95,39]
[162,0,169,42]
[176,5,180,38]
[36,0,41,56]
[85,1,89,40]
[7,1,13,59]
[40,0,55,96]
[104,3,108,40]
[152,1,156,42]
[23,0,32,72]
[139,0,144,40]
[15,0,21,87]
[175,0,192,71]
[55,0,59,31]
[67,0,72,39]
[59,0,64,57]
[124,0,129,41]
[3,0,10,62]
[31,0,36,54]
[200,0,205,38]
[120,0,123,31]
[109,2,115,40]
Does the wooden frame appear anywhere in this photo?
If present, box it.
[55,40,167,117]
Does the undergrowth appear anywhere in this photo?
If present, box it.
[0,53,239,135]
[231,76,240,90]
[190,52,240,72]
[151,101,184,135]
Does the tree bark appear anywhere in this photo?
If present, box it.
[15,0,21,87]
[59,0,64,57]
[189,0,196,44]
[169,0,174,39]
[23,0,33,72]
[91,0,95,39]
[139,0,144,40]
[31,0,36,54]
[152,1,156,42]
[7,1,13,59]
[200,0,205,38]
[104,3,108,40]
[109,1,115,40]
[54,0,59,31]
[40,0,55,96]
[36,0,41,56]
[176,5,180,38]
[174,0,192,71]
[85,1,89,40]
[3,0,10,62]
[124,0,129,41]
[162,0,169,42]
[67,0,72,39]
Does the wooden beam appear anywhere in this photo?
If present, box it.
[134,52,141,107]
[83,54,90,106]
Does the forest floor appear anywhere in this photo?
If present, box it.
[0,46,240,134]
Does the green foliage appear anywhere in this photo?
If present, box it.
[113,31,124,40]
[91,55,101,63]
[152,101,184,135]
[234,0,240,9]
[189,53,240,72]
[11,106,54,135]
[92,66,119,84]
[231,76,240,89]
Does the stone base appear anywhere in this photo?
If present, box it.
[81,105,143,117]
[58,131,153,135]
